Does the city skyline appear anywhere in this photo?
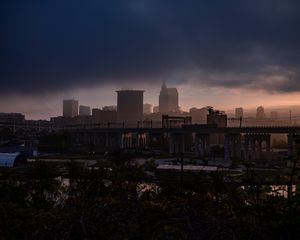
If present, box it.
[3,83,300,120]
[1,1,300,119]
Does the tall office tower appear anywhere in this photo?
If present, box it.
[116,90,144,123]
[159,82,179,113]
[235,107,244,118]
[256,106,266,119]
[63,99,78,118]
[143,103,152,114]
[79,105,91,116]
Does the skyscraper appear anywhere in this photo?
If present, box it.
[159,82,179,113]
[235,107,244,119]
[256,106,266,119]
[63,99,78,118]
[116,90,144,124]
[79,105,91,116]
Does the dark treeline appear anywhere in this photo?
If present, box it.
[1,153,300,239]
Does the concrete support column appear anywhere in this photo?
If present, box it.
[137,133,146,149]
[169,133,185,154]
[266,134,271,154]
[224,134,241,162]
[235,134,242,159]
[205,135,209,155]
[105,133,109,147]
[249,136,256,161]
[244,135,249,160]
[121,133,132,149]
[224,134,231,161]
[180,134,185,153]
[118,133,123,148]
[195,134,206,157]
[129,134,132,148]
[138,134,141,148]
[169,134,174,154]
[257,138,262,159]
[195,134,200,156]
[122,134,126,148]
[287,134,294,158]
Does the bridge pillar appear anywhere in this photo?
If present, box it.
[266,135,271,154]
[244,135,255,161]
[137,133,147,149]
[287,134,294,158]
[195,134,209,157]
[169,133,185,154]
[224,134,230,161]
[105,133,109,147]
[224,133,241,162]
[121,133,133,149]
[244,134,271,161]
[257,138,262,159]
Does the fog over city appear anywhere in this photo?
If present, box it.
[2,2,300,239]
[1,1,300,119]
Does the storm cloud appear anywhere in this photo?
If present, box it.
[1,0,300,94]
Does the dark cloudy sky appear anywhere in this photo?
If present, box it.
[1,0,300,119]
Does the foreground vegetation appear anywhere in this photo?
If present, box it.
[1,152,300,239]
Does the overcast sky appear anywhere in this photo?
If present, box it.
[1,0,300,119]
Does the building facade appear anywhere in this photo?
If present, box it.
[189,107,209,124]
[235,107,244,119]
[143,103,152,114]
[256,106,266,119]
[79,105,91,116]
[159,82,179,113]
[63,99,78,118]
[116,90,144,124]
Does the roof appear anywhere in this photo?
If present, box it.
[116,90,144,93]
[166,88,178,95]
[0,152,27,167]
[157,164,218,172]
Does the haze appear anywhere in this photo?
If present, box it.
[1,0,300,119]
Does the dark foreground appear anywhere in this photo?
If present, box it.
[1,153,300,240]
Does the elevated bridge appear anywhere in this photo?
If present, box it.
[65,124,300,162]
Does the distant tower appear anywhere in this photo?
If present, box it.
[143,103,152,114]
[63,99,78,118]
[159,82,179,113]
[116,90,144,124]
[153,106,159,113]
[79,105,91,116]
[270,111,278,119]
[235,107,244,119]
[256,106,266,119]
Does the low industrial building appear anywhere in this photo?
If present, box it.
[0,153,28,168]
